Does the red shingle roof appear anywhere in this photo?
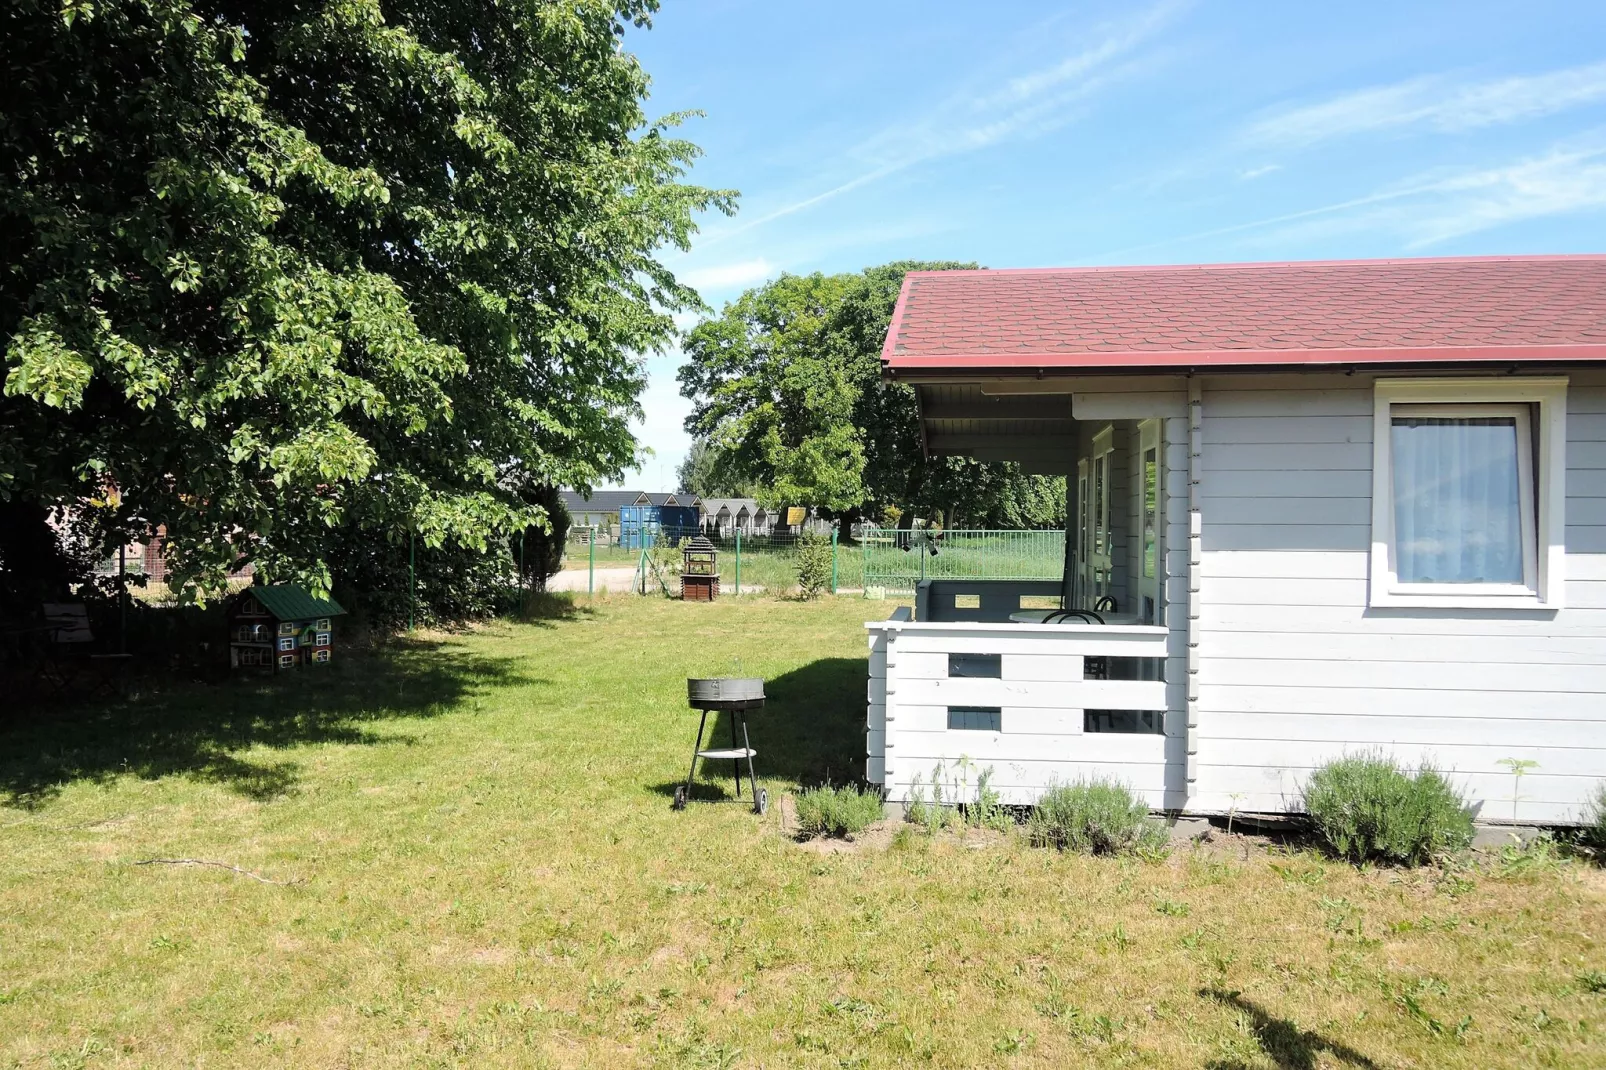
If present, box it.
[881,255,1606,373]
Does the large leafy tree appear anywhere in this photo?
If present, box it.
[677,272,862,510]
[674,438,756,499]
[679,262,1065,527]
[1,0,730,606]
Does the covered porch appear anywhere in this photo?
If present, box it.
[866,378,1193,810]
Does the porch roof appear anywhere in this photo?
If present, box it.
[882,254,1606,375]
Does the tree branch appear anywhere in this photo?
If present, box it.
[132,858,301,885]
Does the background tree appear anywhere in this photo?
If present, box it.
[1,0,731,620]
[674,438,757,499]
[514,484,570,593]
[677,272,861,511]
[679,261,1064,527]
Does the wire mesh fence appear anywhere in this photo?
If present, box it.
[859,528,1067,595]
[559,526,1067,597]
[92,536,256,605]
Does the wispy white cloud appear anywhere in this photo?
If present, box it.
[1239,164,1282,180]
[1089,139,1606,259]
[696,0,1187,246]
[1246,61,1606,148]
[1357,144,1606,247]
[680,257,779,292]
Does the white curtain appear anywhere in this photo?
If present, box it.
[1391,416,1522,584]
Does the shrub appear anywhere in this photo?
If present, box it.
[1027,779,1167,855]
[1581,785,1606,855]
[514,483,571,592]
[1302,753,1473,866]
[794,533,833,600]
[794,784,884,838]
[641,537,682,596]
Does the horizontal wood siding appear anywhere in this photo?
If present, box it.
[1195,373,1606,822]
[865,622,1182,808]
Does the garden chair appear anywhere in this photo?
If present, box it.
[39,603,133,698]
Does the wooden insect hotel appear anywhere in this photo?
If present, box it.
[228,584,348,671]
[680,536,719,601]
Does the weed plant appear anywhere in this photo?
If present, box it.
[904,759,1014,835]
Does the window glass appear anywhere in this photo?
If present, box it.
[1084,710,1164,734]
[1142,446,1158,580]
[1077,471,1088,553]
[946,706,1002,731]
[1391,416,1522,584]
[1092,456,1106,555]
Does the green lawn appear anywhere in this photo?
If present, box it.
[2,595,1604,1068]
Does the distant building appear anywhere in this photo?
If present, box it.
[559,490,700,548]
[697,498,773,537]
[559,489,642,531]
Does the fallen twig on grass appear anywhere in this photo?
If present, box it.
[132,858,301,885]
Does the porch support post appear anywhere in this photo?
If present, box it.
[1186,378,1203,791]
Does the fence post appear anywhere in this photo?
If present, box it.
[588,535,594,596]
[519,530,525,597]
[919,530,926,586]
[863,529,869,597]
[117,543,127,654]
[831,527,839,594]
[408,530,416,632]
[734,529,741,596]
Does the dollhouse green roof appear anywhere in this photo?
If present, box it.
[246,585,347,621]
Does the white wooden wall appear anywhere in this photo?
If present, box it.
[866,620,1184,808]
[1194,371,1606,823]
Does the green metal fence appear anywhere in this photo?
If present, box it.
[859,528,1066,595]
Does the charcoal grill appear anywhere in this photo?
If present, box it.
[676,677,766,814]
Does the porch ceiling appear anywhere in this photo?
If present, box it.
[915,383,1076,474]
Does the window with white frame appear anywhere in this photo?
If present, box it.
[1370,378,1567,609]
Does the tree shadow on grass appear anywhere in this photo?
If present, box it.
[1200,988,1380,1070]
[652,656,870,803]
[506,590,601,628]
[0,636,536,810]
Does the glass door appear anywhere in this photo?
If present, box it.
[1074,459,1089,607]
[1138,419,1164,625]
[1082,427,1114,607]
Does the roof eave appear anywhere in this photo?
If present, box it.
[883,343,1606,378]
[880,274,917,366]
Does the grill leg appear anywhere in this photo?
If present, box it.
[685,708,709,802]
[730,710,740,798]
[741,712,758,800]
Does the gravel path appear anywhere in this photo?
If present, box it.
[546,566,639,592]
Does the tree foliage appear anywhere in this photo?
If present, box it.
[515,483,570,593]
[678,262,1065,527]
[677,272,861,510]
[674,437,756,499]
[1,0,731,609]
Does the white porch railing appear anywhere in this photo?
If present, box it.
[866,613,1184,808]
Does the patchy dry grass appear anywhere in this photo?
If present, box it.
[1,595,1603,1068]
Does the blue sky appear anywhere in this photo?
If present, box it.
[609,0,1606,489]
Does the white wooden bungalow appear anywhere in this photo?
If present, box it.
[700,498,774,537]
[866,255,1606,825]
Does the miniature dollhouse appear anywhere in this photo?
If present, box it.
[228,585,348,671]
